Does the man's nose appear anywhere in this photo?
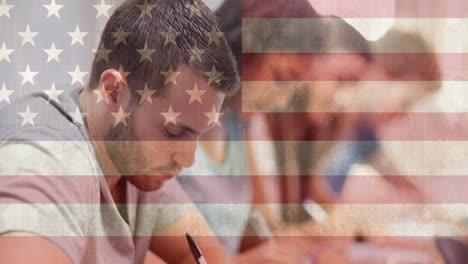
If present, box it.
[171,140,197,168]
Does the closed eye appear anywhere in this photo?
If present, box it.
[163,125,184,138]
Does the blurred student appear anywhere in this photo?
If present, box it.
[249,17,373,224]
[0,1,240,263]
[177,0,326,262]
[362,31,468,264]
[320,29,442,204]
[309,29,446,263]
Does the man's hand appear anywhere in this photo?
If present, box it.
[150,207,227,264]
[365,237,445,264]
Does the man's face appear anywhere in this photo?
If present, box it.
[306,53,369,126]
[105,66,225,191]
[351,62,434,125]
[242,54,315,111]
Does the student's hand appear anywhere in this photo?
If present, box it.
[233,237,317,264]
[315,245,349,264]
[273,221,354,246]
[365,237,445,264]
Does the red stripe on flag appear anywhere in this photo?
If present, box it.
[242,53,465,81]
[0,235,453,264]
[242,0,321,18]
[1,176,468,204]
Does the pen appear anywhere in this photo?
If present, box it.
[303,198,329,223]
[250,208,274,240]
[185,233,208,264]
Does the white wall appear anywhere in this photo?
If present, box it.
[202,0,224,11]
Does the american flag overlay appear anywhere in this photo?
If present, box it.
[0,0,468,263]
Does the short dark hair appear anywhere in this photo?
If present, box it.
[374,29,441,90]
[321,16,372,62]
[88,0,240,98]
[239,0,324,75]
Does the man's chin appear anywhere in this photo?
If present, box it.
[125,175,170,192]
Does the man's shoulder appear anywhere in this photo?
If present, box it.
[0,88,99,175]
[0,125,97,176]
[0,88,85,142]
[0,135,98,176]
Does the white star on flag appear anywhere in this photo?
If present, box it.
[68,65,88,85]
[137,0,156,18]
[93,43,112,63]
[0,0,14,18]
[18,65,39,86]
[204,106,224,127]
[111,106,131,127]
[43,42,64,63]
[206,27,224,45]
[137,42,156,63]
[204,66,223,85]
[18,25,39,47]
[68,25,88,46]
[68,107,87,125]
[161,106,181,126]
[186,1,203,17]
[0,42,14,63]
[161,65,181,85]
[44,83,63,102]
[0,83,14,103]
[93,0,113,19]
[189,44,204,63]
[137,83,157,104]
[18,105,38,127]
[160,29,179,46]
[43,0,63,19]
[112,26,129,46]
[185,83,207,104]
[117,65,131,85]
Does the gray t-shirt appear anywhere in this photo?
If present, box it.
[0,88,192,263]
[178,112,252,254]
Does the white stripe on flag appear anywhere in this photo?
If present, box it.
[242,81,466,113]
[0,203,467,236]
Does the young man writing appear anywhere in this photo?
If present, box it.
[0,0,239,263]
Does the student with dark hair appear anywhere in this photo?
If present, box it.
[330,29,443,205]
[249,16,374,224]
[286,17,373,206]
[0,0,239,263]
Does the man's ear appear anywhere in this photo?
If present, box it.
[98,69,131,111]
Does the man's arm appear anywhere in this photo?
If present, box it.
[0,232,72,264]
[0,140,91,264]
[149,207,227,264]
